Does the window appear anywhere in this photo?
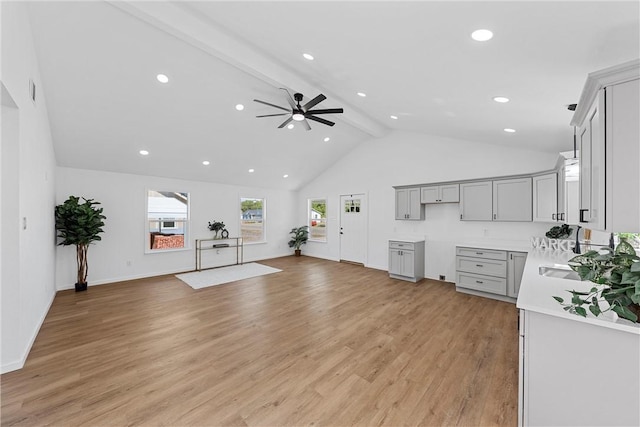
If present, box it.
[309,198,327,242]
[147,190,189,251]
[240,197,265,243]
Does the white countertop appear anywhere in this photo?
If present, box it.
[456,241,639,334]
[517,249,639,334]
[456,240,530,252]
[389,236,425,243]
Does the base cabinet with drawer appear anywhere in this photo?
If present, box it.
[389,240,425,282]
[455,246,527,301]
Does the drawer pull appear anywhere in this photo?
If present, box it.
[476,264,483,267]
[475,252,483,255]
[476,280,484,284]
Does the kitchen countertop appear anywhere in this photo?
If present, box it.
[389,236,425,243]
[456,241,639,334]
[456,239,530,252]
[517,248,639,334]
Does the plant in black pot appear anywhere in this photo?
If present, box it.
[55,196,106,292]
[288,226,309,256]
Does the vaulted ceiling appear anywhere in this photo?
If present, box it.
[26,1,639,190]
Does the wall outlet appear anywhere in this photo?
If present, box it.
[439,275,446,281]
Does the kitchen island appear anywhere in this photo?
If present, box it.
[516,249,640,426]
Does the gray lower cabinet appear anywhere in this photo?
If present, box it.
[389,240,425,282]
[455,246,527,300]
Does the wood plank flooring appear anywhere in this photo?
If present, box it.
[1,256,519,426]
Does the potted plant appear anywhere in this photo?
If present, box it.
[288,226,309,256]
[554,239,640,323]
[208,220,226,239]
[55,196,106,292]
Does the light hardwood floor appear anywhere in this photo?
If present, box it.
[1,256,519,426]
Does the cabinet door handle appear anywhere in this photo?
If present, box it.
[476,264,483,267]
[475,252,483,255]
[579,209,589,223]
[476,280,484,284]
[493,214,496,220]
[552,213,556,220]
[460,214,463,220]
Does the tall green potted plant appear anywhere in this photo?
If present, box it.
[288,226,309,256]
[55,196,106,292]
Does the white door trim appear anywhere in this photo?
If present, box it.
[339,192,368,266]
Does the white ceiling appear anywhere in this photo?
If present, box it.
[26,1,639,190]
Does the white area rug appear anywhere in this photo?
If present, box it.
[176,263,282,290]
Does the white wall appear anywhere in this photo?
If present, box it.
[297,130,562,281]
[55,167,297,289]
[1,2,58,373]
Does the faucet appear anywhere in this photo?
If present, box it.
[573,225,582,254]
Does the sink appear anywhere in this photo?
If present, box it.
[538,264,582,281]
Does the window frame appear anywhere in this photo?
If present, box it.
[239,196,266,245]
[145,189,191,254]
[308,198,328,243]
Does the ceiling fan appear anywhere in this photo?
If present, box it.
[253,89,344,130]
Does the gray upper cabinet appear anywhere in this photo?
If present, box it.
[493,177,532,221]
[459,181,493,221]
[421,184,459,204]
[571,60,639,232]
[532,173,558,223]
[395,187,424,220]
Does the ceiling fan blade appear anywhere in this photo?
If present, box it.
[277,116,294,128]
[280,89,297,109]
[253,99,290,112]
[307,115,335,127]
[256,113,290,118]
[301,94,326,112]
[301,119,311,131]
[305,108,344,115]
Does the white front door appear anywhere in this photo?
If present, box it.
[339,194,366,264]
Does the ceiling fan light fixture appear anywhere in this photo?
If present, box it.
[292,112,305,121]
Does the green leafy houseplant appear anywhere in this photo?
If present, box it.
[288,226,309,256]
[55,196,106,292]
[545,224,573,239]
[554,239,640,323]
[208,220,226,239]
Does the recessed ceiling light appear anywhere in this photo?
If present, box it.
[493,96,510,103]
[248,168,255,173]
[324,137,331,142]
[156,74,169,83]
[235,104,244,111]
[202,160,210,166]
[504,128,516,133]
[302,53,314,61]
[139,150,149,156]
[471,29,493,42]
[283,174,289,178]
[287,123,295,129]
[390,115,398,120]
[357,92,367,97]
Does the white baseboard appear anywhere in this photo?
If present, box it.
[1,289,56,374]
